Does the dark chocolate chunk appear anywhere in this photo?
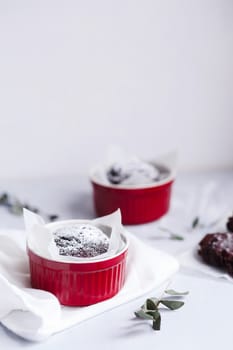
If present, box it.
[198,233,233,277]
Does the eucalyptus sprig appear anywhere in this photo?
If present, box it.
[134,289,189,330]
[192,216,200,229]
[191,215,225,230]
[158,226,184,241]
[0,192,59,222]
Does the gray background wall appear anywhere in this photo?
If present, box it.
[0,0,232,178]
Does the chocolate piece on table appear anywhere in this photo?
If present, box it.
[198,233,233,277]
[226,214,233,233]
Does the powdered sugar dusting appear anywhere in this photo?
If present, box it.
[213,233,233,253]
[107,159,161,185]
[53,224,109,258]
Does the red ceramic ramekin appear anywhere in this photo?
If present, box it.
[90,165,175,225]
[28,220,129,306]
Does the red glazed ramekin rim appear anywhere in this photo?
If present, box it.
[89,162,176,191]
[27,219,129,264]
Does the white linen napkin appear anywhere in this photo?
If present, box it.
[0,229,179,342]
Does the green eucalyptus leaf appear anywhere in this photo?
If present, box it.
[192,217,199,229]
[141,301,147,311]
[9,202,23,215]
[165,289,189,296]
[159,226,184,241]
[134,287,188,332]
[170,234,184,241]
[0,193,8,204]
[160,300,184,310]
[135,310,154,320]
[147,310,160,318]
[152,312,161,330]
[0,192,59,222]
[146,299,158,310]
[150,297,160,306]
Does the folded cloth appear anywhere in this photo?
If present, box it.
[179,247,233,282]
[0,229,179,341]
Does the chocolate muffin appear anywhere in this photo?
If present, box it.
[198,233,233,276]
[53,224,109,258]
[107,159,160,186]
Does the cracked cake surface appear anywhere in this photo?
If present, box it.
[198,233,233,276]
[106,159,161,186]
[53,224,109,258]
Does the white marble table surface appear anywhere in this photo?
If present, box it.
[0,170,233,350]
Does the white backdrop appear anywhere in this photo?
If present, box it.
[0,0,232,179]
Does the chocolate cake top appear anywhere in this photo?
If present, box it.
[53,224,109,258]
[200,233,233,254]
[107,159,160,186]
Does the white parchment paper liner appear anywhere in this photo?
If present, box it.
[90,146,177,188]
[24,209,125,263]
